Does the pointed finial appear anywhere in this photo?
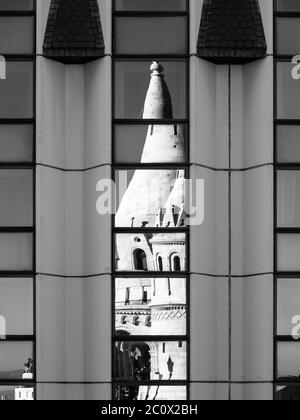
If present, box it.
[143,61,173,119]
[150,61,164,76]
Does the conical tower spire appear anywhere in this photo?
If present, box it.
[116,62,185,228]
[143,62,173,120]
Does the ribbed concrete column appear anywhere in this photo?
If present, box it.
[36,0,112,400]
[190,0,273,401]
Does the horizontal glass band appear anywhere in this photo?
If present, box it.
[114,16,188,56]
[0,384,34,401]
[0,341,34,381]
[276,0,300,12]
[114,124,189,164]
[0,0,34,10]
[114,0,187,12]
[113,340,187,381]
[113,383,187,401]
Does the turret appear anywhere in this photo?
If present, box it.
[115,62,186,229]
[142,62,173,120]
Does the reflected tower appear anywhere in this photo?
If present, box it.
[115,62,187,400]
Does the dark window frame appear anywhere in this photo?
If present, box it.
[274,0,300,400]
[112,0,190,400]
[0,0,36,393]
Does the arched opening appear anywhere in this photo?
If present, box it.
[121,316,129,325]
[115,342,151,381]
[125,287,130,305]
[133,249,148,271]
[173,255,181,272]
[133,316,140,326]
[142,288,148,304]
[157,256,163,271]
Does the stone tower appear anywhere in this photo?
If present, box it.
[115,62,186,230]
[115,62,187,400]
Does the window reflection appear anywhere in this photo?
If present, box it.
[115,278,186,336]
[276,0,300,12]
[115,17,187,55]
[114,124,188,164]
[116,170,186,228]
[0,125,33,163]
[277,18,300,56]
[0,62,33,118]
[114,384,187,401]
[0,342,33,381]
[277,126,300,164]
[277,279,300,337]
[0,233,33,271]
[115,61,187,119]
[277,342,300,381]
[0,278,33,336]
[0,17,34,54]
[0,0,33,10]
[0,170,33,227]
[277,62,300,120]
[277,171,300,228]
[114,341,187,381]
[115,0,186,11]
[0,386,34,401]
[115,233,186,272]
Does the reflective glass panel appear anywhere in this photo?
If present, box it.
[114,384,187,401]
[115,60,187,119]
[114,341,187,380]
[0,342,33,380]
[115,17,187,55]
[115,277,187,336]
[115,233,187,272]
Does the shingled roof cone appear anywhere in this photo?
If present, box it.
[197,0,267,64]
[43,0,105,63]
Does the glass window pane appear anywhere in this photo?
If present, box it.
[0,170,33,227]
[0,62,33,119]
[114,341,187,380]
[277,0,300,11]
[0,233,33,271]
[0,17,33,54]
[115,233,187,272]
[0,125,33,163]
[278,279,300,336]
[114,384,187,401]
[277,18,300,55]
[277,171,300,228]
[0,0,33,10]
[277,234,300,272]
[114,124,188,164]
[115,60,187,119]
[276,385,300,401]
[277,342,300,380]
[0,342,33,380]
[277,126,300,163]
[277,61,300,120]
[115,0,186,11]
[115,278,186,336]
[0,385,34,401]
[115,170,186,228]
[115,17,187,55]
[0,278,33,335]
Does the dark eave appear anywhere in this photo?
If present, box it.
[43,0,105,64]
[197,0,267,64]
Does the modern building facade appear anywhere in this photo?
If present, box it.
[0,0,300,401]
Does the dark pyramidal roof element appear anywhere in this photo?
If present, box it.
[43,0,105,64]
[197,0,267,64]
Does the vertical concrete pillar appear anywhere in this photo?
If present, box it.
[36,0,112,400]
